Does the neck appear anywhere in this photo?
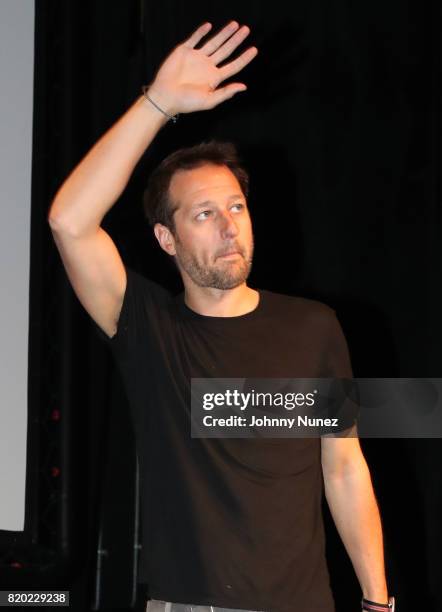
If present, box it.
[183,282,259,317]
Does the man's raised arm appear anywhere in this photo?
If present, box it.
[47,21,257,338]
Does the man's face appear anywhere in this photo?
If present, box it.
[156,164,254,290]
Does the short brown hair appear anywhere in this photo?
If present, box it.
[143,140,249,232]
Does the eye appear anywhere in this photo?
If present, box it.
[196,210,212,221]
[231,203,245,212]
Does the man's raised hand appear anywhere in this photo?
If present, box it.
[147,21,258,116]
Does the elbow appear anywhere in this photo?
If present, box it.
[47,211,72,236]
[323,456,371,488]
[47,198,67,232]
[47,211,62,232]
[48,215,86,238]
[47,201,94,238]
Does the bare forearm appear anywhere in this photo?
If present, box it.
[324,462,388,602]
[48,94,168,236]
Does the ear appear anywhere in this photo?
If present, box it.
[153,223,177,256]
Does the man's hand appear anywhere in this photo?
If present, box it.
[147,21,258,116]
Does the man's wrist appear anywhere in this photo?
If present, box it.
[362,584,389,603]
[143,83,179,118]
[362,592,389,603]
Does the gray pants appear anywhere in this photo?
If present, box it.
[146,599,266,612]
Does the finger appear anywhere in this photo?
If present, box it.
[183,22,212,49]
[218,47,258,81]
[204,83,247,109]
[210,25,251,66]
[198,21,240,55]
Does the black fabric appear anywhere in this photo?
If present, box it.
[95,266,353,612]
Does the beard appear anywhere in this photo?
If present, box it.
[174,237,254,290]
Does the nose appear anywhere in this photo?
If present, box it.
[219,210,239,239]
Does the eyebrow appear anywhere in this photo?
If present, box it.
[191,194,246,210]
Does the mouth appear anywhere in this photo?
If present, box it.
[217,251,242,260]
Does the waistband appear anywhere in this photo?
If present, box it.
[146,599,267,612]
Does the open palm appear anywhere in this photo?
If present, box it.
[149,21,258,114]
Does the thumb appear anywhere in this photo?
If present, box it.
[205,83,247,109]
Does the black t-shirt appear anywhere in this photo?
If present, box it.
[96,266,353,612]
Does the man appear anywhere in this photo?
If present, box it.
[48,20,393,612]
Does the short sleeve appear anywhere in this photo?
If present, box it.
[321,309,360,435]
[323,310,354,378]
[92,265,172,358]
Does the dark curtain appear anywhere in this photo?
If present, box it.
[30,1,440,610]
